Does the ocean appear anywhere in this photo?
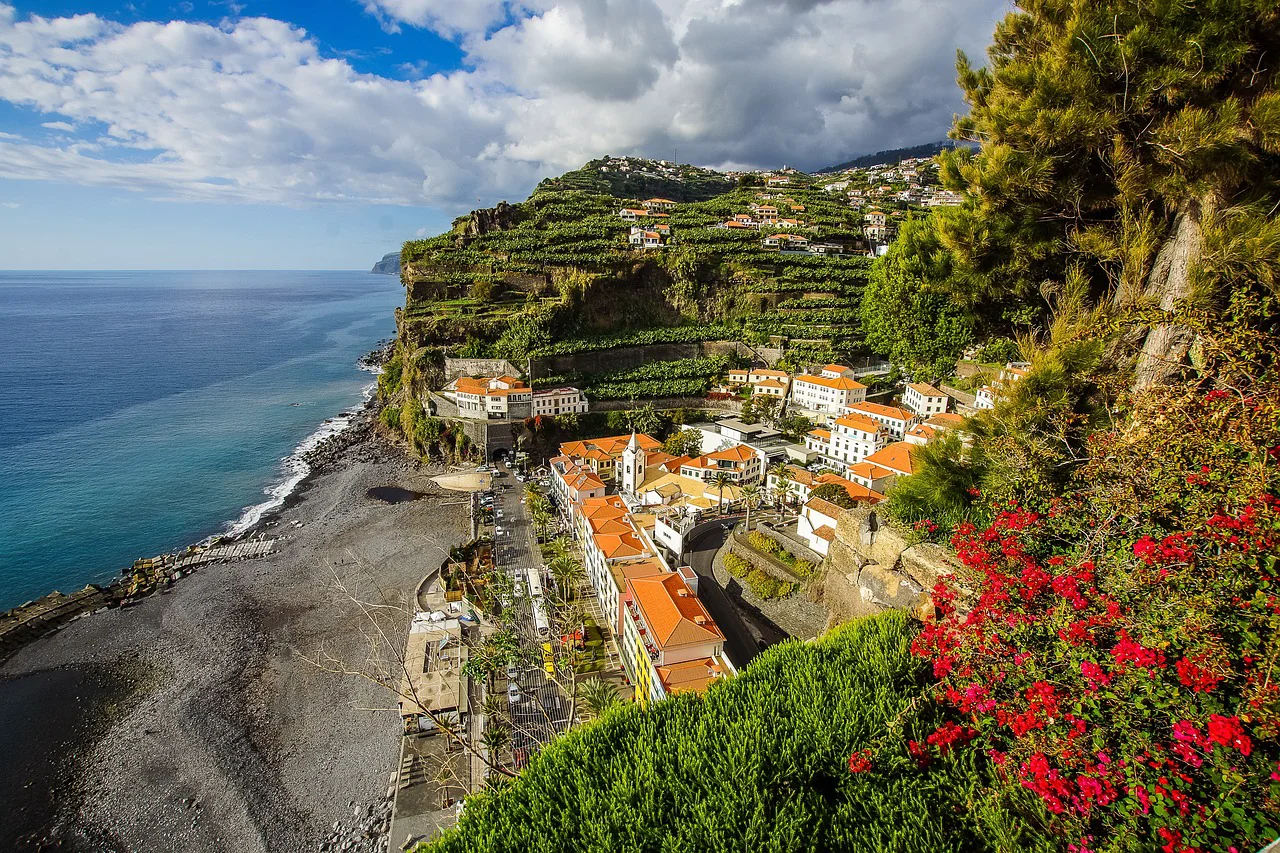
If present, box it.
[0,270,403,611]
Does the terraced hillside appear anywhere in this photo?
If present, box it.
[391,159,875,401]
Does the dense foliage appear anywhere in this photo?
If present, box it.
[421,613,1030,853]
[905,386,1280,852]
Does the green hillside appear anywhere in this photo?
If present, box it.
[393,159,884,386]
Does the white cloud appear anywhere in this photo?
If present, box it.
[0,0,1008,210]
[0,200,19,208]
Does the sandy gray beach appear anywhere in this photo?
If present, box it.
[0,427,469,853]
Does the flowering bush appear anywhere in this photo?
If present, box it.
[900,387,1280,851]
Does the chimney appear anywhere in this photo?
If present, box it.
[678,589,688,597]
[694,615,707,625]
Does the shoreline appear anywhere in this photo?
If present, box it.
[0,342,397,662]
[0,389,471,852]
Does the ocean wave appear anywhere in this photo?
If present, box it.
[219,382,375,540]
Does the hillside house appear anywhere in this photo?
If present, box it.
[791,372,867,415]
[902,382,948,417]
[845,401,918,440]
[762,233,809,250]
[618,207,649,221]
[642,198,677,211]
[629,227,664,249]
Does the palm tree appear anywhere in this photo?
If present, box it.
[481,721,511,766]
[548,553,585,601]
[530,504,553,541]
[741,484,762,531]
[768,461,792,516]
[576,677,621,721]
[712,470,733,515]
[545,536,574,561]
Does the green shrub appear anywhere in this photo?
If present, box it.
[723,552,752,579]
[420,612,1021,853]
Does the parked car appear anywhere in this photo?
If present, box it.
[507,682,521,704]
[541,642,555,677]
[506,665,520,681]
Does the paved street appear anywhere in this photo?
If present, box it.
[684,524,789,669]
[486,460,572,766]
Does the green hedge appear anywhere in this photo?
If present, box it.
[419,612,1016,853]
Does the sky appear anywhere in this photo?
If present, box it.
[0,0,1011,269]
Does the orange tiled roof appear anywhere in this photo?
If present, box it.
[808,428,831,440]
[849,401,914,421]
[707,444,755,462]
[805,496,848,520]
[864,441,917,476]
[812,525,837,542]
[846,461,896,481]
[560,433,659,460]
[833,413,881,434]
[796,374,865,392]
[822,364,853,374]
[594,531,648,560]
[908,382,945,397]
[656,656,725,695]
[926,413,965,428]
[815,472,884,504]
[629,573,723,648]
[778,465,817,487]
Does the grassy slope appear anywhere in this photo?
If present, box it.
[420,612,1010,853]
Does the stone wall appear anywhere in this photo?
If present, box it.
[443,358,523,382]
[814,504,962,631]
[588,396,741,414]
[530,343,702,379]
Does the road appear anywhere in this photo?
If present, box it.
[684,525,789,670]
[487,460,571,767]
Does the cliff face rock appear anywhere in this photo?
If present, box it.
[816,504,963,629]
[455,201,523,243]
[371,251,400,275]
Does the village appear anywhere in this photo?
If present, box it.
[388,349,1030,846]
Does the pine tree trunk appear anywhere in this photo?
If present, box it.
[1129,195,1212,392]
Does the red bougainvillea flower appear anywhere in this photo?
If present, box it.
[1206,715,1252,756]
[847,749,873,773]
[1174,656,1222,693]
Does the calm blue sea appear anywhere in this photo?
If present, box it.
[0,270,403,611]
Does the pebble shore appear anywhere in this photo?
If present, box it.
[0,419,468,853]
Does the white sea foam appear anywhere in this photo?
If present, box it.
[218,380,377,540]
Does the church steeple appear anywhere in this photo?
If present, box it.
[621,430,645,496]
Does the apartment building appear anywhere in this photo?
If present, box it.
[791,373,867,415]
[902,382,948,417]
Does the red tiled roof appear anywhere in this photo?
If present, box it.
[629,573,723,648]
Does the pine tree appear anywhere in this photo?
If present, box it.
[935,0,1280,388]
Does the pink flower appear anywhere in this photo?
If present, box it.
[1080,660,1111,690]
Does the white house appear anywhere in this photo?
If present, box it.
[762,233,808,250]
[844,401,918,440]
[629,226,663,249]
[902,382,948,417]
[446,374,533,419]
[791,373,867,415]
[532,387,588,417]
[619,208,648,221]
[845,461,897,493]
[797,496,845,557]
[825,412,887,466]
[643,198,677,211]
